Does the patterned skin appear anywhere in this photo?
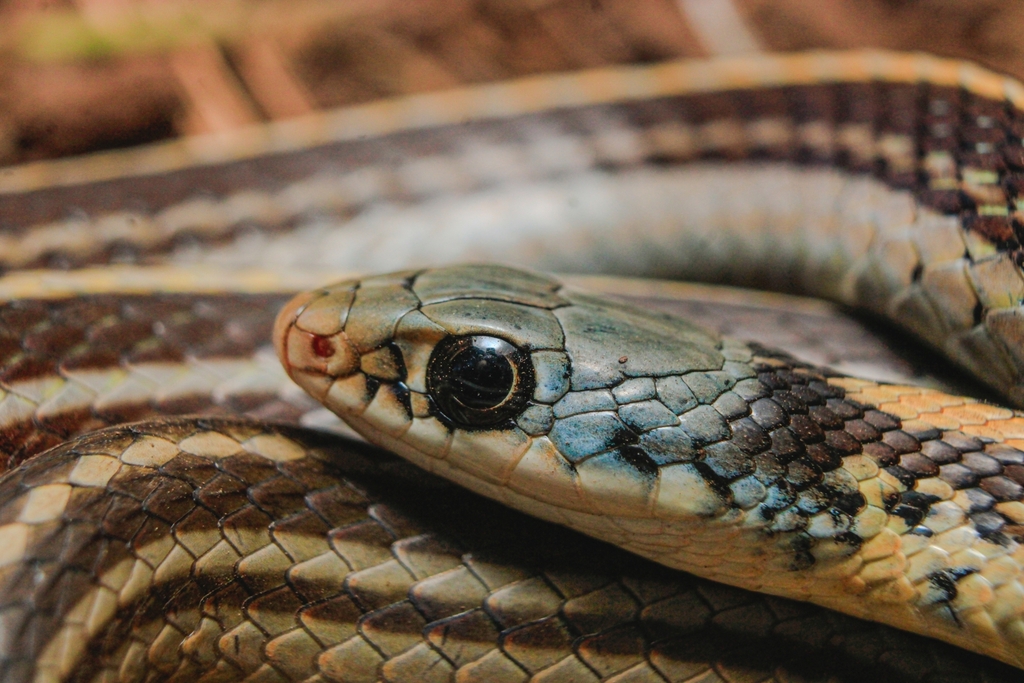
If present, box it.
[276,264,1024,669]
[2,419,1017,682]
[7,47,1024,681]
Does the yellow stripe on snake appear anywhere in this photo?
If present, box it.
[6,51,1024,682]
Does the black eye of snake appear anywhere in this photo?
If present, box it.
[426,335,534,429]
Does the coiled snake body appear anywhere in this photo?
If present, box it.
[4,50,1024,682]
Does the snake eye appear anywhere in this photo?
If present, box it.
[427,335,534,429]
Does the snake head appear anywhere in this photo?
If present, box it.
[275,264,736,533]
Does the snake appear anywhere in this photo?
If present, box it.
[5,46,1024,682]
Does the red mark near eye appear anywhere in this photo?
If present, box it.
[312,336,333,357]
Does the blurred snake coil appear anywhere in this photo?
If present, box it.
[6,49,1024,682]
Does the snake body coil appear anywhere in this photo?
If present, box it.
[3,50,1024,681]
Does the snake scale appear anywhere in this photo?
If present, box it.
[6,45,1024,682]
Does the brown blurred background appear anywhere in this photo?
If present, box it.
[0,0,1021,167]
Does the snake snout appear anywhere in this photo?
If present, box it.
[274,281,360,400]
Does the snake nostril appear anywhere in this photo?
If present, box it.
[287,326,359,377]
[285,327,329,374]
[312,336,334,358]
